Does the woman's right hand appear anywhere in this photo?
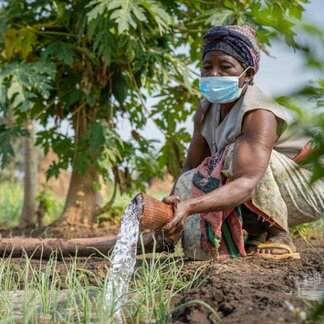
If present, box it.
[162,195,181,207]
[162,195,191,236]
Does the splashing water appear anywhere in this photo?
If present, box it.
[104,198,143,321]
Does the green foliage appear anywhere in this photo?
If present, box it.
[87,121,124,172]
[42,41,75,67]
[277,81,324,184]
[129,251,209,322]
[0,61,56,112]
[310,299,324,322]
[3,27,37,59]
[87,0,171,34]
[288,23,324,183]
[0,125,28,167]
[296,22,324,70]
[291,218,324,239]
[36,189,64,225]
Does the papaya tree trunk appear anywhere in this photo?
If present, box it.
[19,119,38,228]
[58,107,98,225]
[59,167,98,225]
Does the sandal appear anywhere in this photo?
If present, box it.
[250,242,300,260]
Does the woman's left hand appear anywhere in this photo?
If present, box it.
[163,199,191,236]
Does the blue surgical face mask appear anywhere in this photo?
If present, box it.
[199,67,250,104]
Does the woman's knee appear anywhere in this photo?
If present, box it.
[174,169,196,200]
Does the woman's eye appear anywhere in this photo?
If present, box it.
[203,65,212,70]
[221,65,231,70]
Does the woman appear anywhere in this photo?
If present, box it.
[162,25,323,260]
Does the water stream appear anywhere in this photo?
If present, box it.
[104,198,142,322]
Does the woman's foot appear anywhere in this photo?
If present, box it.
[242,208,299,259]
[253,226,299,257]
[256,226,296,254]
[245,231,268,254]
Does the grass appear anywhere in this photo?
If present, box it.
[0,253,100,322]
[0,181,23,227]
[0,248,218,323]
[127,242,216,323]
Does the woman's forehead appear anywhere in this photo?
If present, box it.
[203,51,240,64]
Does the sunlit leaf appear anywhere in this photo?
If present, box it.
[0,62,56,111]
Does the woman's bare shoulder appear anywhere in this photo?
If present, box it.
[241,109,279,143]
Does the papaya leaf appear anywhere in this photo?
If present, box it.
[0,125,29,167]
[205,9,234,26]
[46,161,67,180]
[87,0,170,34]
[0,61,56,111]
[74,151,92,176]
[109,0,139,34]
[112,73,128,104]
[92,30,115,65]
[4,28,37,59]
[42,41,74,66]
[7,75,33,111]
[141,0,171,33]
[88,121,105,154]
[86,0,108,22]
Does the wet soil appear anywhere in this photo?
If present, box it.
[172,238,323,324]
[1,223,323,323]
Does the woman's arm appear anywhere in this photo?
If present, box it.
[164,109,279,233]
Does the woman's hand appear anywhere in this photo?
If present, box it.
[162,195,191,236]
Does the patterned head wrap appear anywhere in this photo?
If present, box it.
[202,25,260,72]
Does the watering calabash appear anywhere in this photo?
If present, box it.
[136,193,174,231]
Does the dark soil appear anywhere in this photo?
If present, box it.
[172,238,323,324]
[1,222,323,323]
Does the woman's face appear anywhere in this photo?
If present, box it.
[201,51,254,87]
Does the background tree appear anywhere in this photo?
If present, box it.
[19,118,38,227]
[0,0,310,225]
